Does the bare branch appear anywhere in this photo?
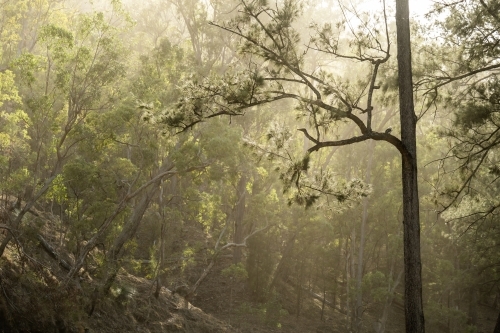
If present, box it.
[186,219,274,301]
[425,63,500,92]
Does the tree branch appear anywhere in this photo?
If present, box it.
[424,63,500,93]
[186,220,273,301]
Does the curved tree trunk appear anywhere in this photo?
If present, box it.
[101,182,161,297]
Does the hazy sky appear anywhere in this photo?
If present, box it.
[410,0,436,19]
[317,0,436,20]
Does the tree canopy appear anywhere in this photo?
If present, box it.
[0,0,499,332]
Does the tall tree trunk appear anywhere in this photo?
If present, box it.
[350,226,356,329]
[296,260,304,318]
[494,309,500,333]
[101,182,161,295]
[155,182,167,298]
[395,0,425,332]
[155,220,166,298]
[342,237,350,319]
[269,232,297,291]
[108,183,160,263]
[376,267,403,333]
[355,140,376,332]
[466,287,478,326]
[233,174,247,264]
[321,264,326,321]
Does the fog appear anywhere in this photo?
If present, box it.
[0,0,498,332]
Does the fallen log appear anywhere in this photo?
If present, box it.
[37,234,72,271]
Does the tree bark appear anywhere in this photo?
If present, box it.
[395,0,425,332]
[269,232,297,291]
[101,180,161,294]
[233,174,247,264]
[355,140,376,332]
[285,277,347,315]
[37,233,72,271]
[349,226,356,329]
[109,185,160,263]
[295,260,304,318]
[376,268,403,333]
[155,220,166,298]
[466,287,478,326]
[0,175,58,257]
[494,309,500,333]
[321,264,326,321]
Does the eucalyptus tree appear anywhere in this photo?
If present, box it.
[0,0,67,68]
[131,12,279,299]
[156,0,424,331]
[0,71,27,198]
[0,2,208,300]
[0,10,133,257]
[167,0,240,76]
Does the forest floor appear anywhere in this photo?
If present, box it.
[186,257,349,333]
[0,235,369,333]
[192,258,499,333]
[187,257,387,333]
[0,244,498,333]
[0,216,498,332]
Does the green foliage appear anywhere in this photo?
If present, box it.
[39,24,73,48]
[362,271,388,302]
[198,120,244,180]
[425,299,468,331]
[10,53,46,86]
[264,294,286,327]
[0,70,21,106]
[181,247,197,271]
[236,302,267,321]
[133,37,186,107]
[111,283,136,306]
[455,103,498,129]
[221,263,248,280]
[247,233,276,301]
[465,325,478,333]
[45,174,67,204]
[1,2,499,332]
[0,71,33,195]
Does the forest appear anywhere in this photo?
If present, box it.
[0,0,499,332]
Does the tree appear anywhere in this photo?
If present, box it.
[395,0,424,331]
[417,0,500,328]
[160,0,425,331]
[0,11,130,257]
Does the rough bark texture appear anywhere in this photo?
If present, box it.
[395,0,425,332]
